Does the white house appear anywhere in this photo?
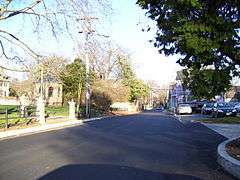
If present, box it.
[0,74,10,97]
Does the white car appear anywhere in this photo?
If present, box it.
[177,104,192,114]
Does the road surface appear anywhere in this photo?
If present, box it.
[0,112,236,180]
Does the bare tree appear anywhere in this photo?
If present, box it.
[0,0,111,69]
[78,40,131,80]
[30,55,68,81]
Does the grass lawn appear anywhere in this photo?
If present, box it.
[198,116,240,124]
[0,105,18,113]
[0,117,33,129]
[0,105,69,128]
[45,106,69,117]
[0,105,20,118]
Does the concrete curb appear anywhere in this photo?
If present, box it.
[217,137,240,179]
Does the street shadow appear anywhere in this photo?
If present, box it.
[38,164,202,180]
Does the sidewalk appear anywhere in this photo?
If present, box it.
[169,113,240,139]
[202,123,240,139]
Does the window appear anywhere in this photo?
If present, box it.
[0,90,3,96]
[58,87,61,97]
[48,87,54,97]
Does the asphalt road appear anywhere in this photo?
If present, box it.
[0,112,236,180]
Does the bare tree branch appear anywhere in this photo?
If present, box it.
[0,30,41,59]
[0,0,43,20]
[0,0,111,69]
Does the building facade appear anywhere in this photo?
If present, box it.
[0,74,10,97]
[168,71,192,109]
[225,86,240,102]
[34,75,63,106]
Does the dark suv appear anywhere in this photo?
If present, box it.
[201,103,214,115]
[212,102,237,118]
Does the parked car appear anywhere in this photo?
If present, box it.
[201,103,214,115]
[234,102,240,113]
[189,100,208,113]
[212,102,237,118]
[176,103,192,114]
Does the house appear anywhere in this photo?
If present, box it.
[225,86,240,102]
[168,71,192,109]
[0,74,10,97]
[34,75,63,106]
[168,71,239,108]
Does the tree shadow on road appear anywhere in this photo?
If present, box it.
[38,164,202,180]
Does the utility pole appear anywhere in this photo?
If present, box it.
[78,16,97,119]
[40,66,44,99]
[78,16,109,118]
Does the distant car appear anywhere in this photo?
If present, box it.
[146,106,153,110]
[155,106,164,112]
[176,104,192,114]
[212,102,237,118]
[201,103,214,115]
[234,102,240,113]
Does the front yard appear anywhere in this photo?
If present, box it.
[197,116,240,124]
[0,105,69,129]
[45,106,69,117]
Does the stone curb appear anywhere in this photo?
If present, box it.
[217,137,240,179]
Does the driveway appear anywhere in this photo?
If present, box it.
[0,112,236,180]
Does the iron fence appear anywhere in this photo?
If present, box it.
[0,106,37,130]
